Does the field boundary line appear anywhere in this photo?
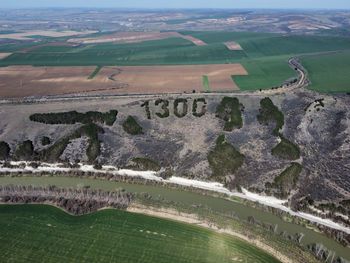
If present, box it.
[127,203,295,263]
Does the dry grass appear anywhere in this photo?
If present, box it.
[0,64,247,98]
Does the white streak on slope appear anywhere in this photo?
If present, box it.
[0,162,349,234]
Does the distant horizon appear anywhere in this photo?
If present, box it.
[1,0,350,10]
[1,7,350,11]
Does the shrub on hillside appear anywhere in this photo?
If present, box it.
[257,97,284,136]
[0,141,11,160]
[122,116,143,135]
[30,110,118,126]
[272,135,300,160]
[208,134,245,181]
[216,97,243,131]
[14,140,35,161]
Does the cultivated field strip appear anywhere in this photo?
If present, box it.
[0,64,247,98]
[0,205,280,263]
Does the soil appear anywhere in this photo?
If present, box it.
[68,31,207,46]
[0,64,247,98]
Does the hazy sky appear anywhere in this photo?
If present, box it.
[1,0,350,9]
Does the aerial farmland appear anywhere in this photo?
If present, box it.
[0,6,350,263]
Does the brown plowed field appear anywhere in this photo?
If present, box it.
[68,31,207,46]
[0,64,247,98]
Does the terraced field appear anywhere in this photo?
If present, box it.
[0,205,280,263]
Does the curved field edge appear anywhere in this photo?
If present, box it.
[0,175,341,262]
[0,204,281,263]
[233,55,297,91]
[300,51,350,93]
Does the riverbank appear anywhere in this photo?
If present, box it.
[127,203,295,263]
[1,161,349,235]
[1,174,348,261]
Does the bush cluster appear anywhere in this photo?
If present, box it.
[155,99,170,118]
[216,97,243,131]
[122,116,143,135]
[257,97,284,136]
[271,135,300,160]
[174,98,188,118]
[30,110,118,126]
[192,98,207,117]
[0,141,11,160]
[207,134,245,181]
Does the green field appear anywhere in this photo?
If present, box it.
[0,37,246,66]
[0,205,280,263]
[202,75,210,92]
[1,176,349,261]
[301,51,350,93]
[1,31,350,92]
[234,55,296,90]
[88,65,102,79]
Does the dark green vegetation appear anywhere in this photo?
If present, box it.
[41,136,51,146]
[27,110,117,163]
[88,65,102,79]
[301,51,350,93]
[256,98,300,160]
[155,99,170,118]
[2,31,350,91]
[173,98,188,118]
[192,98,207,117]
[202,75,210,92]
[128,157,161,171]
[30,110,118,126]
[141,101,152,119]
[316,200,350,219]
[122,116,143,135]
[14,140,34,161]
[216,97,243,131]
[272,136,301,161]
[40,123,103,163]
[257,98,284,136]
[0,141,11,160]
[208,135,245,180]
[0,205,280,263]
[266,163,302,198]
